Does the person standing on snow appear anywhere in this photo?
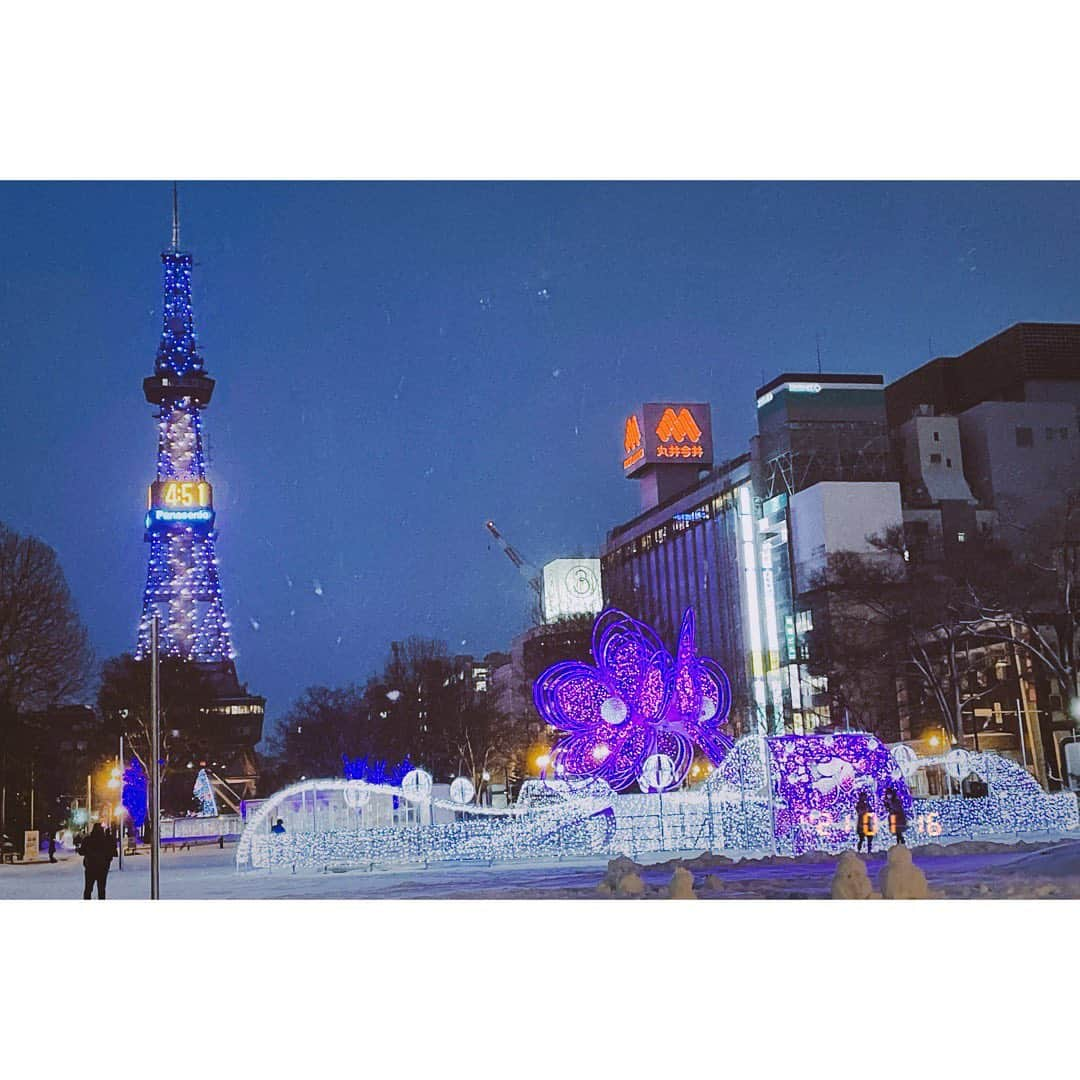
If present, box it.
[854,792,876,854]
[81,823,117,899]
[270,819,286,835]
[884,785,908,846]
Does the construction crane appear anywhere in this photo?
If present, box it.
[485,520,542,598]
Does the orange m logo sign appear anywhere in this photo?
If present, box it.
[624,414,642,454]
[655,407,702,444]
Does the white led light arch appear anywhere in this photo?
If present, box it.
[235,776,616,872]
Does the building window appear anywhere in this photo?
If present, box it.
[929,452,942,464]
[957,531,967,543]
[1060,427,1069,440]
[946,457,952,467]
[1015,426,1034,448]
[932,431,940,441]
[1046,427,1055,441]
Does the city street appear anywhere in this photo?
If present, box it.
[3,839,1079,899]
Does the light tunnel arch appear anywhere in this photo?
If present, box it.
[235,776,616,872]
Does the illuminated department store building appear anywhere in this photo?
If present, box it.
[601,377,900,740]
[602,324,1080,782]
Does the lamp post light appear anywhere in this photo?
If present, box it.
[107,741,125,871]
[150,612,161,900]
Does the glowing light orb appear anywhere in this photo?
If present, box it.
[401,768,433,803]
[343,781,370,809]
[891,744,919,776]
[945,748,973,781]
[600,697,628,726]
[449,777,476,805]
[639,753,677,793]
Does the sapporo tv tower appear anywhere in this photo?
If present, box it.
[135,187,264,801]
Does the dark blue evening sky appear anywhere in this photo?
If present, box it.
[3,182,1080,731]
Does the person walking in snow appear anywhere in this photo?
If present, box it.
[81,823,117,899]
[854,792,876,854]
[885,785,907,846]
[270,819,286,835]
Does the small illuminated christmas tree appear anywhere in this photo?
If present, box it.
[193,768,219,817]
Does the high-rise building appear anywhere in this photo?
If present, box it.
[886,322,1080,546]
[885,322,1080,781]
[135,196,263,797]
[604,381,907,739]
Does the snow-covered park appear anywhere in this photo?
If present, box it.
[3,837,1080,899]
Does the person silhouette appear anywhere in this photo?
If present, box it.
[854,792,876,854]
[81,823,117,899]
[884,785,908,846]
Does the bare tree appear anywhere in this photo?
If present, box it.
[808,526,1016,743]
[97,653,217,810]
[0,523,94,823]
[0,522,94,718]
[962,488,1080,712]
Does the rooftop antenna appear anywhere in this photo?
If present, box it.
[171,182,180,251]
[815,332,822,375]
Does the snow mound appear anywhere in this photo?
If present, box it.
[666,866,697,899]
[830,851,876,899]
[598,855,649,896]
[600,855,640,889]
[879,845,934,899]
[681,851,734,870]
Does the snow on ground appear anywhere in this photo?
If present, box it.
[3,838,1080,899]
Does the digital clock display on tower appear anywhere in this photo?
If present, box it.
[149,480,213,509]
[146,480,215,526]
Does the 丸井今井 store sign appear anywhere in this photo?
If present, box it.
[622,403,712,475]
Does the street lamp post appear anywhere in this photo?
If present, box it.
[150,612,161,900]
[117,735,124,871]
[107,758,123,868]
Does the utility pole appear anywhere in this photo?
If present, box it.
[117,734,125,871]
[150,613,161,900]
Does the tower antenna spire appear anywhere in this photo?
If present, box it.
[171,182,180,251]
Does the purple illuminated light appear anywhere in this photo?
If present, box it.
[533,608,732,792]
[717,732,915,853]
